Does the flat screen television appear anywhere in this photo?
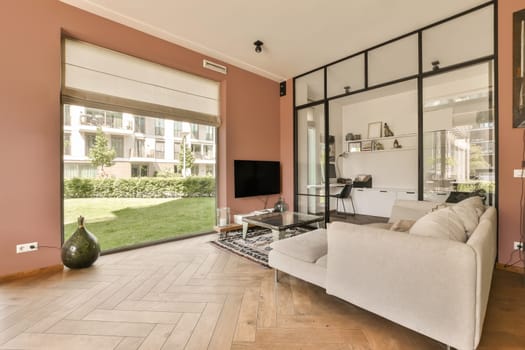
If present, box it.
[234,160,281,198]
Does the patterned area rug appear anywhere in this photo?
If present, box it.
[211,227,308,267]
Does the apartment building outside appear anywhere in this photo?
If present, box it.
[63,105,216,179]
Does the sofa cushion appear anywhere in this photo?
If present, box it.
[450,196,485,237]
[409,207,468,242]
[269,228,327,263]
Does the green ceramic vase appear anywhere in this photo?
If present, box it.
[273,197,288,212]
[61,216,101,269]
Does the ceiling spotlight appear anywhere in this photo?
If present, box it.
[254,40,263,53]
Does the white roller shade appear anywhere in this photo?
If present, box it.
[62,38,220,126]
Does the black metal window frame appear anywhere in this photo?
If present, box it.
[293,1,498,222]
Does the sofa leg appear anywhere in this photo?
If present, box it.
[274,269,279,283]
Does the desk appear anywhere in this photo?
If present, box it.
[299,184,344,214]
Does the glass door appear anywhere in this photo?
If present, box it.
[423,62,495,205]
[296,103,327,217]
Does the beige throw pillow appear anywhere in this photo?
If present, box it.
[457,196,486,216]
[409,207,468,242]
[390,219,416,232]
[450,196,485,237]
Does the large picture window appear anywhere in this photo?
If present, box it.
[62,38,220,252]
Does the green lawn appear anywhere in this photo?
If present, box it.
[64,197,215,251]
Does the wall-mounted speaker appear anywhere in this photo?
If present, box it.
[279,81,286,96]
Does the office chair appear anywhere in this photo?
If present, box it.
[330,184,355,217]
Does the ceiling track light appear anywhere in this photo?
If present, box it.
[254,40,263,53]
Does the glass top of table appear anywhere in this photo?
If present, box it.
[242,211,323,230]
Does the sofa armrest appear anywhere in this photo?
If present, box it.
[326,222,477,350]
[466,207,497,347]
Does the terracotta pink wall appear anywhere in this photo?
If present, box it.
[224,69,281,216]
[0,0,280,277]
[498,0,525,268]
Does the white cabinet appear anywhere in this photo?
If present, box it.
[350,188,417,217]
[352,188,397,217]
[396,191,417,201]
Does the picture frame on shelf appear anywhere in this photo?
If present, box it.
[348,141,361,153]
[361,140,372,152]
[368,121,382,139]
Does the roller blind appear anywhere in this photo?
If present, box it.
[62,38,220,126]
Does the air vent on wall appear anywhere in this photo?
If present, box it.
[203,59,227,74]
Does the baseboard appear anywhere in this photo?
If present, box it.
[495,263,525,275]
[0,264,64,283]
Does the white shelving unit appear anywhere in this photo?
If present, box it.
[346,133,417,153]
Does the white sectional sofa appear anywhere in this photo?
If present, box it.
[269,198,497,350]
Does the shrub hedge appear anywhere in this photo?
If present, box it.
[64,177,215,198]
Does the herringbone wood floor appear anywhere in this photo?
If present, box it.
[0,233,524,349]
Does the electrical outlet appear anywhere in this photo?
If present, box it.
[16,242,38,254]
[514,169,525,178]
[514,241,524,251]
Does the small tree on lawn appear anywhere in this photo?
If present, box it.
[179,135,194,177]
[89,126,116,177]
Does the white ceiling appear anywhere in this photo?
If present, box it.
[60,0,488,82]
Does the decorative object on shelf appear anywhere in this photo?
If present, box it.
[348,141,361,153]
[345,133,361,141]
[61,216,100,269]
[344,86,351,94]
[273,197,288,212]
[383,123,394,137]
[361,140,372,151]
[393,139,402,148]
[368,121,382,138]
[373,141,384,151]
[216,207,231,226]
[431,60,440,71]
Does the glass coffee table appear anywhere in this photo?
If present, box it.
[242,211,324,240]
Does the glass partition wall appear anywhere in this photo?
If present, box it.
[423,62,495,204]
[294,2,496,222]
[296,103,326,216]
